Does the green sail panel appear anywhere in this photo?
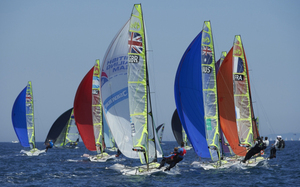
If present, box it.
[128,4,148,164]
[64,109,79,145]
[201,21,221,161]
[232,35,253,146]
[128,4,163,164]
[26,81,35,149]
[92,60,103,153]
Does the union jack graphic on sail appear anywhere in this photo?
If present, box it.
[26,93,32,102]
[128,32,143,54]
[202,46,212,56]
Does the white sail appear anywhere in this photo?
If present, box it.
[101,20,139,159]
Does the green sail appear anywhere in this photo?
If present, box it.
[201,21,221,161]
[128,4,163,164]
[26,81,35,149]
[92,59,103,153]
[233,35,253,146]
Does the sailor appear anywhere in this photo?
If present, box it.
[157,147,180,171]
[45,140,54,152]
[241,137,266,163]
[260,137,270,155]
[263,137,270,147]
[115,148,122,157]
[269,135,285,159]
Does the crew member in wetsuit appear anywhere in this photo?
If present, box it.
[269,135,285,159]
[157,147,179,171]
[241,137,266,163]
[45,140,54,152]
[163,142,187,171]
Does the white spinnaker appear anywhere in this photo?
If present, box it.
[101,20,139,159]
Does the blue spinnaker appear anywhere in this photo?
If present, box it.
[174,31,210,158]
[12,86,30,147]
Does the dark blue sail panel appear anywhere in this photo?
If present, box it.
[45,108,73,144]
[11,87,30,147]
[174,31,210,158]
[171,109,183,145]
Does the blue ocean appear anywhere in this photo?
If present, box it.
[0,141,299,187]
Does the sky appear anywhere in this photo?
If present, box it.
[1,0,299,142]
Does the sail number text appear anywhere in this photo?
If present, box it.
[129,55,139,63]
[202,66,212,74]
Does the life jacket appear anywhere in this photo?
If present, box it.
[278,139,285,149]
[177,148,186,157]
[183,148,186,156]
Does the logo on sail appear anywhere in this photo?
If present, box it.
[128,32,143,54]
[233,45,242,56]
[130,22,140,30]
[202,46,212,64]
[202,33,211,45]
[92,77,100,89]
[103,88,128,111]
[101,71,108,87]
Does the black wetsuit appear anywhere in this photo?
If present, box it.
[269,139,285,159]
[242,140,266,163]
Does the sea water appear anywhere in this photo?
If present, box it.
[0,141,299,186]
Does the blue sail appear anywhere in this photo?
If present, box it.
[174,31,210,158]
[11,86,30,147]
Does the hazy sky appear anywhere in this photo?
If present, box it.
[1,1,299,142]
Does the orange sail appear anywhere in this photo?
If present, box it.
[217,48,247,156]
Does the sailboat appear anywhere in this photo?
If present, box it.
[74,60,114,162]
[45,108,80,148]
[11,81,45,156]
[171,109,192,150]
[156,123,165,144]
[174,21,233,169]
[217,35,264,166]
[101,4,163,175]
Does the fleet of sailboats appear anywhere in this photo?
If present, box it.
[10,3,270,172]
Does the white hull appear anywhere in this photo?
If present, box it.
[20,149,46,156]
[116,162,164,175]
[241,156,266,167]
[83,153,115,162]
[191,159,239,170]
